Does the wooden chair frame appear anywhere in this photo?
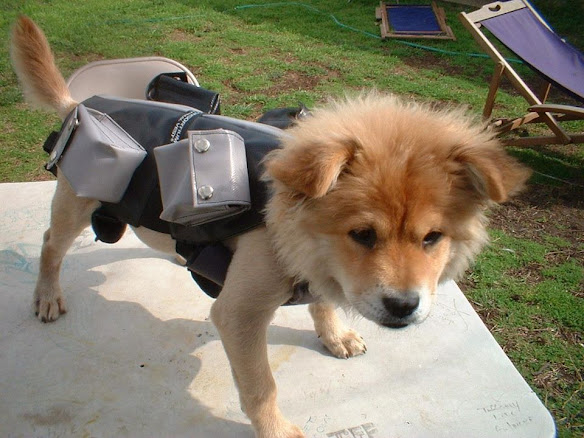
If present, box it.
[459,0,584,146]
[376,2,455,41]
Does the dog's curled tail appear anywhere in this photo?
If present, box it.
[10,16,76,120]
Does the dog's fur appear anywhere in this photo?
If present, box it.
[11,16,531,438]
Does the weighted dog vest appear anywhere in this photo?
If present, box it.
[43,89,313,304]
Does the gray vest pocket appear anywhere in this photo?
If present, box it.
[53,104,147,203]
[154,129,251,226]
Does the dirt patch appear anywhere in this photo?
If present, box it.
[489,183,584,251]
[170,29,199,43]
[474,178,584,301]
[533,361,581,398]
[263,70,326,97]
[459,177,584,295]
[506,263,545,286]
[469,302,501,332]
[396,50,466,77]
[31,172,54,182]
[228,47,248,55]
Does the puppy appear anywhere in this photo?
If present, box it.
[11,16,530,438]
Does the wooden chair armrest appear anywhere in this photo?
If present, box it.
[529,104,584,118]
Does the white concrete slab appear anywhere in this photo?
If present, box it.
[0,181,555,438]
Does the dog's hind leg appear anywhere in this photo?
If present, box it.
[210,228,304,438]
[34,175,99,322]
[309,302,367,359]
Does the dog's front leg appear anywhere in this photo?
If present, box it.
[210,229,304,438]
[309,302,367,359]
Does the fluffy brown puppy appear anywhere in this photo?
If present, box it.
[11,16,530,438]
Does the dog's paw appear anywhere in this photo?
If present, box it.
[320,328,367,359]
[257,420,305,438]
[281,424,305,438]
[34,296,67,323]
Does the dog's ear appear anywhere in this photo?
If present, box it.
[265,139,356,198]
[451,141,531,203]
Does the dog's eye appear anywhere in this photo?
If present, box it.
[349,228,377,249]
[422,231,443,248]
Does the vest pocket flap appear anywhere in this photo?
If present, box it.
[56,104,147,203]
[154,129,251,226]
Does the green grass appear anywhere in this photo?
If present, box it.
[1,0,583,436]
[466,229,583,436]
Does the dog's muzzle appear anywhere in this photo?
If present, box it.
[350,286,431,329]
[380,293,420,328]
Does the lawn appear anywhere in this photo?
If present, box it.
[1,0,582,436]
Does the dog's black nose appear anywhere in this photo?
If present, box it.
[382,294,420,318]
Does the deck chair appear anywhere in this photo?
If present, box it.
[376,2,455,40]
[66,56,199,102]
[460,0,584,146]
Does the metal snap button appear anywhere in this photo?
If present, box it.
[198,185,214,200]
[194,138,211,153]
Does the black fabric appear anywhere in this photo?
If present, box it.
[48,95,313,304]
[82,95,282,244]
[42,131,60,177]
[256,104,311,129]
[176,242,233,299]
[43,131,59,155]
[147,73,221,114]
[91,208,127,244]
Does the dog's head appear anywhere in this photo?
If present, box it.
[264,94,530,328]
